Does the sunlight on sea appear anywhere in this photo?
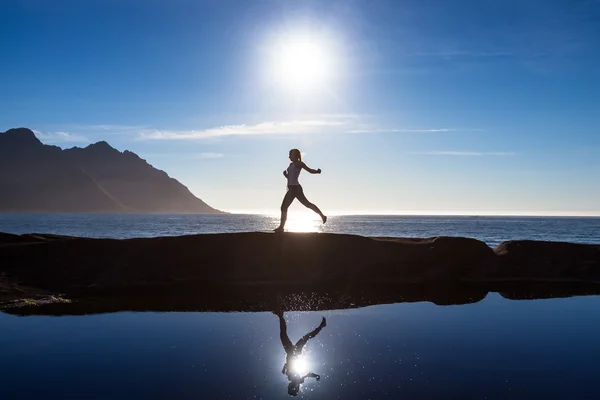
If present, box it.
[289,355,310,375]
[284,213,322,233]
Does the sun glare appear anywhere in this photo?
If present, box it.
[268,32,337,93]
[285,213,321,232]
[289,356,310,375]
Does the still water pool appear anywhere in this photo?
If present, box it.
[1,293,599,399]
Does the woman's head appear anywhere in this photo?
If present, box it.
[287,382,301,396]
[289,149,301,162]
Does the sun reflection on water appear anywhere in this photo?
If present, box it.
[285,213,321,233]
[289,355,310,375]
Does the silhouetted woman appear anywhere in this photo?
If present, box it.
[274,149,327,233]
[275,311,326,396]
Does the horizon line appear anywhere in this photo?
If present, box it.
[225,210,600,217]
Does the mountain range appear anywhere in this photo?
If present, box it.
[0,128,223,213]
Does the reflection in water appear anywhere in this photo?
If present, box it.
[5,296,600,398]
[6,282,600,317]
[275,311,326,396]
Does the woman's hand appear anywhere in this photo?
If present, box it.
[300,162,321,174]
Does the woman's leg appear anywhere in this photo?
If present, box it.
[275,312,294,375]
[277,312,294,354]
[294,317,327,350]
[275,187,296,231]
[296,186,327,223]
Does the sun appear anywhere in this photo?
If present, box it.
[268,33,337,92]
[275,39,331,90]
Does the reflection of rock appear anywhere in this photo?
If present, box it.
[493,240,600,282]
[0,283,491,316]
[497,282,600,301]
[0,274,51,304]
[5,282,600,317]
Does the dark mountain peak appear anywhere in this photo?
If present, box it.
[0,128,43,147]
[86,140,117,151]
[80,141,121,157]
[123,149,144,160]
[0,128,222,214]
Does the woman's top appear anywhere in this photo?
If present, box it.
[286,162,301,186]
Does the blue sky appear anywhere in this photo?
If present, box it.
[2,0,599,215]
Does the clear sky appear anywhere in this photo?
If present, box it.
[2,0,599,215]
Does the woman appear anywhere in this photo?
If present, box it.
[275,310,326,396]
[274,148,327,233]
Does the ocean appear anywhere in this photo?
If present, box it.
[1,213,599,246]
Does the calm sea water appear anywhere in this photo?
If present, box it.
[1,213,599,246]
[2,294,600,399]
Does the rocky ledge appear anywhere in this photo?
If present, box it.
[1,232,599,312]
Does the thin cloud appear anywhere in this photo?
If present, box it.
[67,117,480,141]
[75,124,146,131]
[138,120,348,140]
[32,129,90,144]
[72,124,148,135]
[412,151,516,156]
[139,152,224,160]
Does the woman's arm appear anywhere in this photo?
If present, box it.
[299,162,321,174]
[303,372,320,381]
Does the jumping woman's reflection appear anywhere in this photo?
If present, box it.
[275,311,327,396]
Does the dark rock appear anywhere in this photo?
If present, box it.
[0,232,76,246]
[3,232,600,315]
[492,240,600,282]
[0,232,496,294]
[0,232,33,245]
